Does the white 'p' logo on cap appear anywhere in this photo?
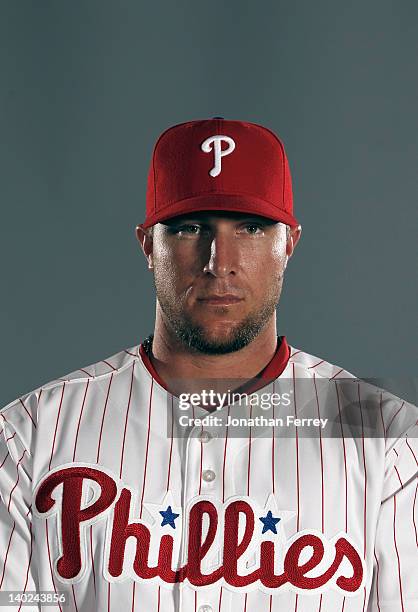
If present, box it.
[201,135,236,177]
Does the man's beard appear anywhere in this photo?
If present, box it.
[154,280,282,355]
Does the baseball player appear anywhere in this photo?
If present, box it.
[0,118,417,612]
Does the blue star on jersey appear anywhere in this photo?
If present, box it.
[159,505,180,529]
[259,510,281,534]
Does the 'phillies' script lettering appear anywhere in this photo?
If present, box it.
[34,465,364,595]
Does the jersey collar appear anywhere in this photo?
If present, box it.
[138,336,290,396]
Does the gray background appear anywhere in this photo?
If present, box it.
[1,0,416,406]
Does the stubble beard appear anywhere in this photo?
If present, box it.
[153,276,283,355]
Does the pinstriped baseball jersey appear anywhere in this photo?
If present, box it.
[0,337,417,612]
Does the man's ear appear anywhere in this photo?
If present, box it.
[136,224,154,270]
[286,224,302,260]
[283,224,302,269]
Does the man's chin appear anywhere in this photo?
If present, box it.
[176,322,256,355]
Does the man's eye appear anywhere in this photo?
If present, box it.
[243,224,263,234]
[176,224,201,235]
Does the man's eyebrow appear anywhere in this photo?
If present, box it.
[163,216,276,225]
[162,218,206,226]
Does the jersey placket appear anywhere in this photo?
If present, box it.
[179,399,227,612]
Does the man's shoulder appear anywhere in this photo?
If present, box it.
[43,342,141,387]
[286,343,357,379]
[0,342,142,431]
[286,343,418,443]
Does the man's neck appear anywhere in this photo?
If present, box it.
[147,315,278,396]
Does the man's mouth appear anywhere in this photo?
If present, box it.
[197,294,243,306]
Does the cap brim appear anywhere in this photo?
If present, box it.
[142,193,300,229]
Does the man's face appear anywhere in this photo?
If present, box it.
[142,212,299,354]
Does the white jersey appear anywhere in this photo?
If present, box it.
[0,337,417,612]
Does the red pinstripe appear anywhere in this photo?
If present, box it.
[46,521,63,612]
[385,402,405,436]
[271,381,275,494]
[48,382,66,471]
[90,525,96,596]
[308,359,325,369]
[379,393,386,440]
[0,522,15,588]
[17,510,33,612]
[158,395,175,612]
[72,379,90,462]
[336,381,348,612]
[219,404,231,611]
[412,481,418,548]
[97,372,114,612]
[131,367,140,610]
[96,374,114,463]
[139,376,154,519]
[358,386,367,598]
[102,359,117,371]
[393,495,405,612]
[244,403,253,612]
[405,437,418,466]
[131,583,136,611]
[313,375,324,532]
[329,368,344,379]
[79,368,93,377]
[293,363,300,612]
[314,374,324,612]
[71,379,94,604]
[166,396,174,491]
[198,419,204,496]
[292,364,300,530]
[0,451,9,468]
[124,349,138,357]
[119,362,136,479]
[335,383,348,532]
[247,405,253,496]
[6,432,16,442]
[7,449,27,512]
[222,405,230,503]
[72,585,79,612]
[18,398,37,429]
[394,466,403,489]
[373,549,381,612]
[193,404,203,497]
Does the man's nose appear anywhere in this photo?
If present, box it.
[202,233,237,278]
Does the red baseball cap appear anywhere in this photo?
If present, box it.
[141,118,300,229]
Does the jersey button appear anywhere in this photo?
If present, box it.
[202,469,216,483]
[198,431,212,443]
[198,605,213,612]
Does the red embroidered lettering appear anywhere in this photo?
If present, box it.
[34,465,365,595]
[35,466,117,579]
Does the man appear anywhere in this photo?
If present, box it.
[0,118,416,612]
